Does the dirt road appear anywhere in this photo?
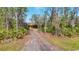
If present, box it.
[22,29,62,51]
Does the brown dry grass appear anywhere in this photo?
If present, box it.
[0,35,29,51]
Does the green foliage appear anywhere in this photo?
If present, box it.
[12,30,23,39]
[0,7,28,43]
[62,27,72,36]
[56,15,77,36]
[11,28,27,39]
[13,28,27,39]
[0,28,27,41]
[0,31,5,40]
[46,26,54,33]
[20,27,27,34]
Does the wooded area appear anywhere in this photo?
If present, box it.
[31,7,79,37]
[0,7,28,43]
[1,7,79,42]
[0,7,79,50]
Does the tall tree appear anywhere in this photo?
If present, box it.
[50,7,60,35]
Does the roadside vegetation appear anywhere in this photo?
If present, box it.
[0,37,28,51]
[0,7,28,50]
[31,7,79,37]
[30,7,79,50]
[48,36,79,50]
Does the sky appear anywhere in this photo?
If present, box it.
[25,7,46,23]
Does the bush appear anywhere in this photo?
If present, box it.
[11,28,27,39]
[62,27,72,37]
[20,27,27,34]
[46,27,53,33]
[61,26,79,37]
[0,31,5,40]
[0,28,27,41]
[16,30,23,39]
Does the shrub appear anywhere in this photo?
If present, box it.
[0,27,27,41]
[16,30,23,39]
[20,27,27,34]
[0,31,5,40]
[11,28,27,39]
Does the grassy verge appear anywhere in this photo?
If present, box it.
[0,36,28,51]
[48,36,79,51]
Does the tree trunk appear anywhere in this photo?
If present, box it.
[15,8,18,31]
[51,7,60,36]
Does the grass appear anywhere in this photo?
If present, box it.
[48,36,79,51]
[0,36,28,51]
